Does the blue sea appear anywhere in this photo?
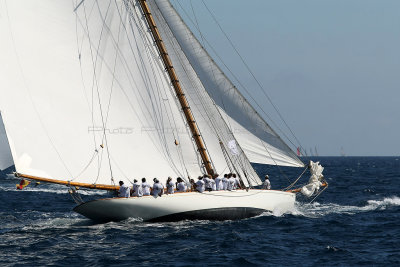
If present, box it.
[0,157,399,266]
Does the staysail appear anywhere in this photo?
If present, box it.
[0,0,212,186]
[0,111,14,171]
[150,0,304,168]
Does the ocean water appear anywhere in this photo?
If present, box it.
[0,157,399,266]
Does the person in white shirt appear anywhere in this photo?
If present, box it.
[222,174,229,190]
[227,173,236,191]
[132,179,143,197]
[195,176,205,193]
[203,174,212,191]
[232,174,242,190]
[176,177,187,192]
[152,179,164,197]
[141,178,151,196]
[211,177,216,191]
[263,175,271,190]
[118,181,130,198]
[214,174,222,191]
[166,177,175,194]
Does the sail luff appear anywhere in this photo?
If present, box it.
[137,0,214,175]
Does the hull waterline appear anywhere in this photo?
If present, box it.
[73,189,296,222]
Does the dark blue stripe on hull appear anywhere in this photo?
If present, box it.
[148,207,265,222]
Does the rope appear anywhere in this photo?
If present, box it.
[282,165,309,191]
[200,0,306,153]
[173,1,300,152]
[309,183,329,204]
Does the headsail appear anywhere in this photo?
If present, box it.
[0,111,14,171]
[0,0,208,186]
[151,0,304,168]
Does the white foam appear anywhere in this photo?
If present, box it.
[0,184,107,195]
[290,196,400,218]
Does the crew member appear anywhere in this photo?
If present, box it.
[176,177,187,192]
[166,177,175,194]
[118,181,130,198]
[196,176,205,193]
[203,174,212,191]
[152,179,164,197]
[263,175,271,190]
[141,178,151,196]
[233,173,242,190]
[132,179,142,197]
[214,174,222,191]
[227,173,235,191]
[222,174,229,190]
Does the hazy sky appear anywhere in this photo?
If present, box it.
[171,0,400,156]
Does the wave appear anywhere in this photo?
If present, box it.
[0,185,107,196]
[290,196,400,218]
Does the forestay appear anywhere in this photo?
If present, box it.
[151,0,304,168]
[0,0,210,185]
[0,112,14,171]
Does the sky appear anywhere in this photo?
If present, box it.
[171,0,400,156]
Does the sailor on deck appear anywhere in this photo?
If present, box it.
[141,178,151,196]
[196,176,205,193]
[214,174,222,191]
[233,174,242,190]
[176,177,187,192]
[132,179,143,197]
[118,181,130,198]
[166,177,175,194]
[263,175,271,190]
[211,176,216,191]
[203,174,212,191]
[152,179,164,197]
[227,173,235,191]
[222,174,229,190]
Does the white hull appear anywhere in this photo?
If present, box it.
[74,189,296,222]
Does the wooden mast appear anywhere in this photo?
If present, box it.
[137,0,214,175]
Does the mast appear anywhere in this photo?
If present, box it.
[137,0,214,175]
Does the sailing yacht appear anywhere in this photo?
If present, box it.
[0,0,326,222]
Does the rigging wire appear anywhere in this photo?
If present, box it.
[200,0,306,154]
[153,4,261,186]
[82,0,115,185]
[171,0,308,184]
[174,0,304,157]
[130,2,190,177]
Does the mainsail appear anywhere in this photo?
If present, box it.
[0,0,302,189]
[150,0,304,168]
[0,111,14,171]
[0,0,206,185]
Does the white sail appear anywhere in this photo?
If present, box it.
[0,111,14,171]
[0,0,209,185]
[151,0,304,168]
[148,1,262,186]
